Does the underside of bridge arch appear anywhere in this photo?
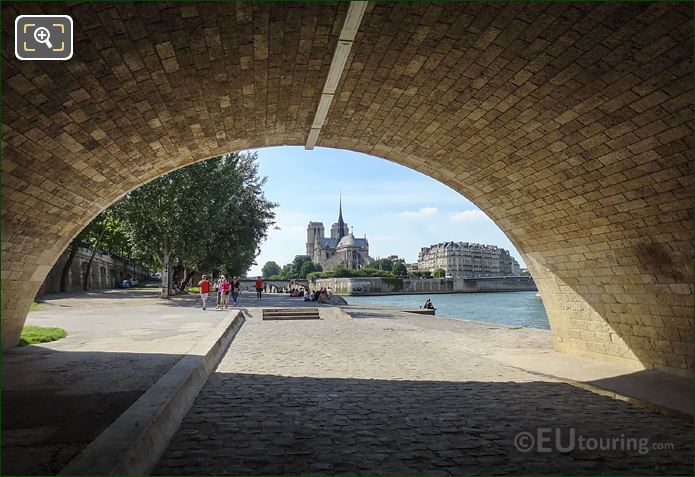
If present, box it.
[2,2,692,374]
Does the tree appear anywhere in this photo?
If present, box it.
[273,256,321,279]
[432,268,446,278]
[332,267,352,278]
[113,152,276,297]
[60,208,150,292]
[80,210,136,290]
[60,230,88,292]
[291,255,312,276]
[279,263,293,280]
[82,214,108,290]
[262,261,281,278]
[372,258,394,271]
[300,261,315,278]
[391,262,407,276]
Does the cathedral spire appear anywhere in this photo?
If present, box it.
[338,194,343,221]
[336,195,346,240]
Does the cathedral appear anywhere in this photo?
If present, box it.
[306,199,373,270]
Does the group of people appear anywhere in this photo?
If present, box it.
[304,287,332,303]
[196,275,265,310]
[288,286,333,304]
[197,274,241,310]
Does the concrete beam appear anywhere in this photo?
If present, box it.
[306,2,368,150]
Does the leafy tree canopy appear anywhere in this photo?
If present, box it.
[391,262,407,276]
[300,261,316,277]
[262,261,281,278]
[371,258,394,271]
[110,152,276,294]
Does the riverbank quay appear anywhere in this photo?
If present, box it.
[4,290,691,475]
[339,302,692,417]
[313,276,536,296]
[157,299,692,475]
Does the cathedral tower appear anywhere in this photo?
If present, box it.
[306,222,324,259]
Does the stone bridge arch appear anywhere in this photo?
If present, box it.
[2,2,692,374]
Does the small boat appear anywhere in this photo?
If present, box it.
[404,308,436,316]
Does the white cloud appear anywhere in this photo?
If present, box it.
[398,207,438,219]
[449,210,487,222]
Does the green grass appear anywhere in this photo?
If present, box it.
[30,301,42,311]
[19,326,67,345]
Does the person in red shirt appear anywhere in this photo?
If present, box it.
[198,274,211,310]
[220,277,232,310]
[255,276,264,299]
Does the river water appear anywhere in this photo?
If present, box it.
[346,291,550,329]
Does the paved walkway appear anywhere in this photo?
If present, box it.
[4,290,692,475]
[2,289,227,475]
[156,299,693,475]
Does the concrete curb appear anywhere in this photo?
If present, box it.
[59,311,245,476]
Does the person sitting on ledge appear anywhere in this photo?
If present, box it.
[317,288,331,304]
[423,299,435,310]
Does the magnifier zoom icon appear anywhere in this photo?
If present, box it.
[34,27,53,49]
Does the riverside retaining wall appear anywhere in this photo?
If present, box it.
[313,276,536,296]
[42,246,151,294]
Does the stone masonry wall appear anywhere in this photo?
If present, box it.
[41,246,150,294]
[2,3,692,375]
[313,277,537,295]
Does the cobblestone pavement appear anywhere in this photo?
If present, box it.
[156,304,693,475]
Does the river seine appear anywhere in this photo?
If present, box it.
[346,291,550,329]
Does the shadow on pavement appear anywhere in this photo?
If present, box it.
[3,347,693,476]
[588,370,694,416]
[2,348,181,475]
[156,373,693,476]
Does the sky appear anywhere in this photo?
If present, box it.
[246,146,525,276]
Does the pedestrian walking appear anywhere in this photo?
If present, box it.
[198,274,211,310]
[255,276,264,299]
[215,275,224,309]
[220,277,231,309]
[231,276,241,306]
